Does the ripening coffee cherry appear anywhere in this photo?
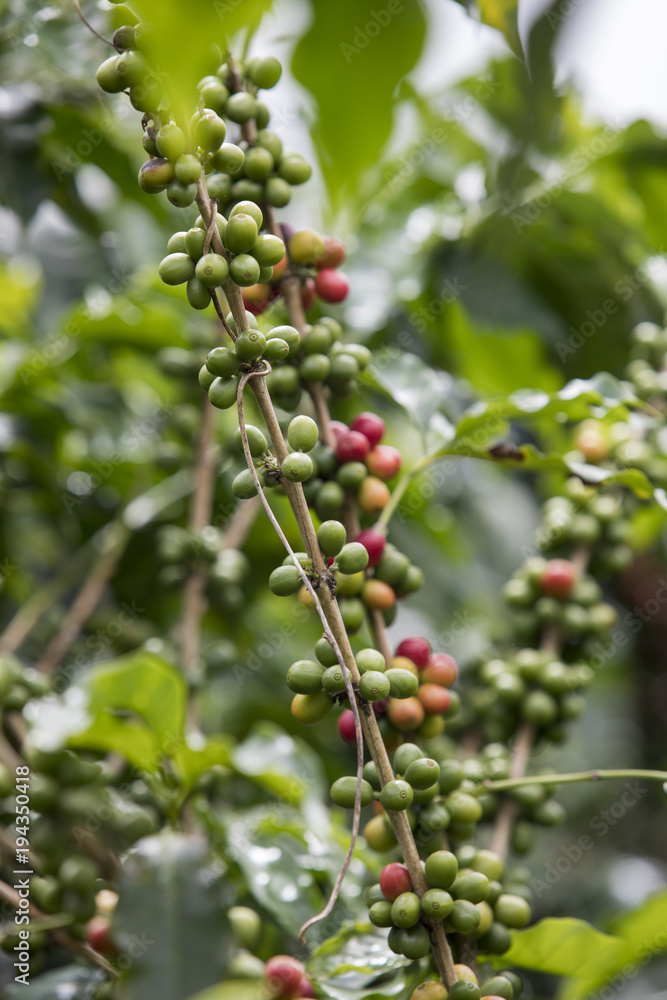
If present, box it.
[291,690,332,726]
[139,158,176,193]
[194,110,226,152]
[234,424,267,456]
[356,648,386,673]
[418,684,452,715]
[195,253,229,287]
[405,758,440,790]
[360,579,394,612]
[391,892,421,929]
[158,253,195,285]
[337,542,370,574]
[355,529,386,568]
[230,254,261,287]
[366,445,402,480]
[410,984,448,1000]
[207,347,241,377]
[225,214,259,254]
[288,229,325,266]
[226,91,258,123]
[287,415,319,452]
[359,477,390,515]
[422,653,458,686]
[385,668,419,698]
[369,901,393,928]
[380,779,413,811]
[421,888,453,920]
[264,955,304,999]
[282,452,314,483]
[380,862,411,901]
[279,155,312,185]
[317,520,346,557]
[286,660,324,694]
[359,670,390,701]
[315,268,349,304]
[235,330,267,361]
[331,776,373,809]
[156,123,187,161]
[396,637,431,670]
[425,850,458,890]
[269,565,302,596]
[493,894,531,928]
[388,697,424,730]
[213,142,245,174]
[540,559,578,599]
[267,324,300,354]
[337,709,357,744]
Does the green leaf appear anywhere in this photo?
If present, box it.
[292,0,427,206]
[363,349,454,435]
[113,832,228,1000]
[174,735,234,792]
[4,965,104,999]
[493,917,621,978]
[475,0,522,57]
[309,922,419,1000]
[232,721,326,804]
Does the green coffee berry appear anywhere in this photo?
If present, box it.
[449,984,481,1000]
[397,925,430,960]
[355,648,385,674]
[185,227,207,260]
[194,110,226,152]
[158,253,195,285]
[279,154,312,185]
[267,324,300,353]
[359,670,390,701]
[213,142,245,174]
[232,468,257,499]
[167,180,197,207]
[265,176,292,207]
[385,668,418,699]
[226,91,257,123]
[249,56,282,90]
[451,871,490,904]
[405,758,441,790]
[269,565,302,596]
[225,214,259,254]
[425,850,458,890]
[230,254,261,287]
[471,850,504,881]
[206,173,233,201]
[322,665,346,694]
[480,977,514,1000]
[198,365,216,390]
[234,424,267,456]
[252,234,285,267]
[421,889,453,920]
[369,901,393,927]
[392,743,422,773]
[167,231,188,254]
[317,520,346,556]
[186,276,211,309]
[195,253,229,287]
[493,894,531,928]
[391,891,421,929]
[448,899,481,935]
[337,542,369,574]
[380,779,413,811]
[331,776,373,809]
[315,637,338,667]
[363,761,381,789]
[244,146,274,180]
[96,54,125,92]
[336,461,367,490]
[263,338,290,363]
[288,415,319,452]
[286,658,323,694]
[198,76,229,114]
[282,452,314,482]
[315,481,345,519]
[207,347,240,378]
[208,376,237,409]
[156,123,187,160]
[300,354,331,382]
[235,330,267,361]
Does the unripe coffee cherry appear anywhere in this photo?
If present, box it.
[282,452,314,483]
[449,984,481,1000]
[252,234,286,267]
[96,55,125,92]
[279,155,312,185]
[339,597,365,631]
[425,850,458,890]
[225,214,259,254]
[207,347,240,378]
[208,376,238,409]
[451,871,490,904]
[479,977,514,999]
[269,565,301,596]
[379,862,411,900]
[288,415,319,452]
[396,637,431,669]
[226,91,257,123]
[379,779,413,811]
[195,253,229,287]
[385,668,419,698]
[331,776,373,809]
[359,670,390,701]
[369,901,393,927]
[397,925,431,960]
[264,955,304,999]
[232,469,258,499]
[493,894,531,928]
[286,660,324,694]
[175,154,202,185]
[185,227,207,260]
[322,665,346,694]
[229,906,262,950]
[337,709,356,744]
[336,430,370,463]
[156,123,187,161]
[263,338,290,363]
[422,653,458,686]
[317,520,346,557]
[337,542,370,574]
[236,330,267,361]
[421,889,453,920]
[315,637,338,667]
[194,110,226,152]
[290,691,332,726]
[355,528,386,567]
[405,758,440,789]
[213,142,245,174]
[234,424,267,457]
[267,324,300,354]
[356,648,386,673]
[539,559,578,599]
[391,892,421,928]
[471,850,504,882]
[388,697,424,730]
[159,253,195,285]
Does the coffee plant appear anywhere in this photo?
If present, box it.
[1,2,667,999]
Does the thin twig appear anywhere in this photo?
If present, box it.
[235,367,365,941]
[203,200,219,254]
[73,0,116,49]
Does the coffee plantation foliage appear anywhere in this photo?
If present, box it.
[0,1,667,999]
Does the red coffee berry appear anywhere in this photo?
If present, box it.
[422,653,458,687]
[296,976,317,998]
[387,696,425,730]
[417,683,452,715]
[396,637,431,669]
[317,237,346,270]
[336,430,371,463]
[86,916,116,955]
[337,709,357,744]
[329,420,348,443]
[315,268,349,303]
[366,445,402,480]
[265,957,305,999]
[540,559,578,599]
[356,529,386,568]
[350,412,385,448]
[380,862,412,900]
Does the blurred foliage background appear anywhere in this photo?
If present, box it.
[1,0,667,997]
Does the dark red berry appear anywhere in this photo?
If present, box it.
[422,653,458,687]
[337,430,371,463]
[315,268,349,303]
[329,420,348,443]
[265,956,305,999]
[350,412,385,448]
[540,559,578,599]
[337,709,357,745]
[396,637,431,670]
[380,862,412,901]
[366,445,402,480]
[356,528,386,568]
[296,977,317,998]
[373,697,389,716]
[86,916,116,955]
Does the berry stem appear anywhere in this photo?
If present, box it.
[483,767,667,792]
